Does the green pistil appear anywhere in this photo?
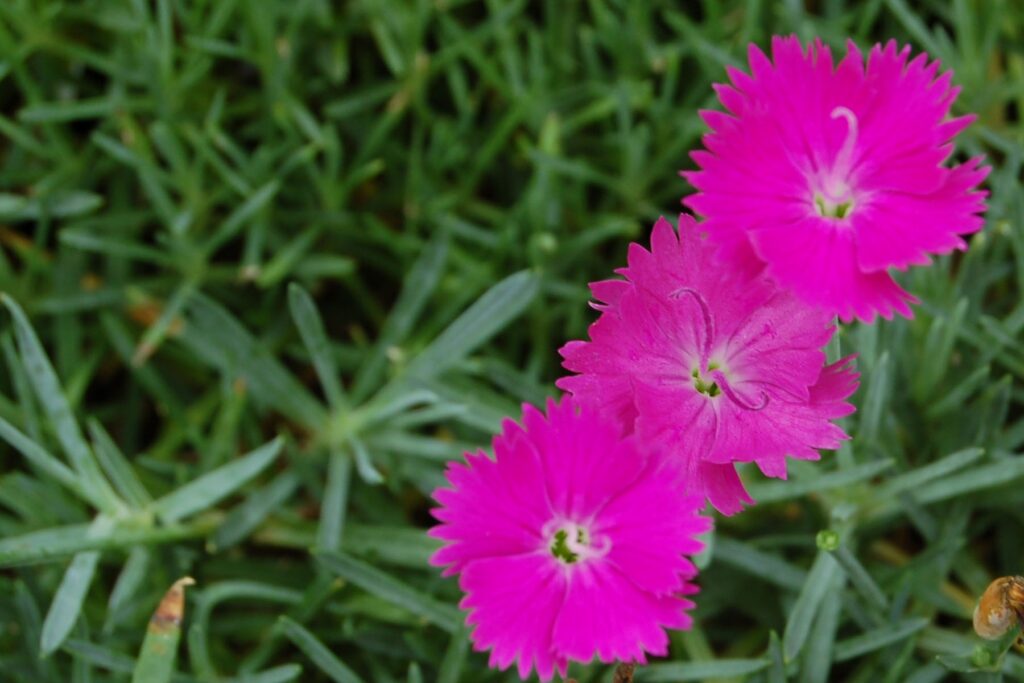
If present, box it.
[550,528,584,564]
[814,194,854,219]
[692,363,721,397]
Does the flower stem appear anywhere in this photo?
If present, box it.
[613,663,636,683]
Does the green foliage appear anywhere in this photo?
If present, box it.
[1,0,1023,681]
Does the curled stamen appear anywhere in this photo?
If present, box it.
[710,370,769,411]
[559,522,611,561]
[670,287,715,368]
[830,106,859,175]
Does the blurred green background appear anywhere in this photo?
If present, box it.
[1,0,1023,681]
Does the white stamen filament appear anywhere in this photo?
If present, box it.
[830,106,859,176]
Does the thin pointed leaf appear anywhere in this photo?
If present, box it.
[88,418,152,508]
[390,270,539,389]
[317,551,459,632]
[210,470,301,552]
[2,294,123,514]
[40,518,114,656]
[317,450,352,553]
[151,437,284,524]
[131,577,195,683]
[0,415,90,503]
[288,283,346,408]
[351,233,449,400]
[641,659,771,681]
[276,616,364,683]
[783,551,840,661]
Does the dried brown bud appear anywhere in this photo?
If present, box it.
[973,576,1024,640]
[149,577,196,634]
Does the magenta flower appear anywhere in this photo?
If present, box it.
[683,36,989,322]
[429,397,708,680]
[558,215,859,515]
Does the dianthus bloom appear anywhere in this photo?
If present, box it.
[558,215,858,515]
[683,36,989,322]
[429,397,708,681]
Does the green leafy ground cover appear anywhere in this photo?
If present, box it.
[1,0,1023,681]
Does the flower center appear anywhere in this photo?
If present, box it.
[814,193,854,219]
[545,521,609,565]
[810,106,860,221]
[692,363,721,397]
[669,287,770,411]
[549,528,584,563]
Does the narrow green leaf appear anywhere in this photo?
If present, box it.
[834,618,930,662]
[317,551,460,631]
[132,577,195,683]
[800,573,845,683]
[0,415,89,503]
[437,625,470,683]
[926,365,991,417]
[0,190,103,219]
[783,551,841,661]
[915,457,1024,504]
[59,228,171,265]
[179,295,326,427]
[712,537,807,591]
[830,546,888,612]
[288,283,346,408]
[132,282,195,366]
[749,459,894,504]
[151,436,284,524]
[859,351,890,444]
[1,294,123,514]
[205,180,281,255]
[317,450,352,553]
[61,639,135,675]
[882,0,947,57]
[880,448,984,496]
[350,437,384,485]
[233,665,304,683]
[2,332,41,441]
[257,228,323,288]
[0,520,208,567]
[639,658,771,681]
[768,631,786,683]
[211,470,301,552]
[40,519,113,656]
[107,547,151,628]
[343,524,439,569]
[392,270,540,388]
[87,418,152,508]
[351,233,449,401]
[276,616,364,683]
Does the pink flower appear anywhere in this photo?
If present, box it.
[558,215,858,515]
[683,36,989,322]
[429,397,708,681]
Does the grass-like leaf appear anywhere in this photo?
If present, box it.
[151,437,284,524]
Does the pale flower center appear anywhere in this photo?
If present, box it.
[670,287,770,411]
[544,520,609,565]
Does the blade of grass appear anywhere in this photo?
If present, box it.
[317,450,352,553]
[276,616,364,683]
[131,577,195,683]
[2,294,124,515]
[40,518,114,656]
[783,550,841,662]
[151,436,284,524]
[316,551,459,632]
[288,282,346,408]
